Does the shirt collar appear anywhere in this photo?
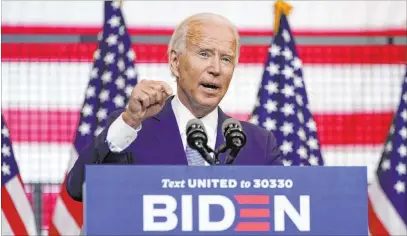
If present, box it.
[171,94,218,139]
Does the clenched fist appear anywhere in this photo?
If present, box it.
[122,80,173,128]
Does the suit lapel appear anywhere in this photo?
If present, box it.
[153,97,187,164]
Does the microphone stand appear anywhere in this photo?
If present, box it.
[194,140,221,165]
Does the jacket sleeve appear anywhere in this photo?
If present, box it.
[266,132,283,166]
[65,109,134,202]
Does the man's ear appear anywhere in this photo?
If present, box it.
[169,50,180,78]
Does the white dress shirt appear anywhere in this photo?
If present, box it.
[106,95,218,165]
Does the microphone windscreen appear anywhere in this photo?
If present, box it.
[186,118,206,135]
[222,118,242,133]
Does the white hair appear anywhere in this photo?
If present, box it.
[167,13,240,65]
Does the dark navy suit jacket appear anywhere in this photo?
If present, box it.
[66,96,282,201]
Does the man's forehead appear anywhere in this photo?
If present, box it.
[187,23,237,53]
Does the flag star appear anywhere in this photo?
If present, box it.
[399,127,407,140]
[264,100,278,113]
[108,15,121,28]
[297,111,304,123]
[297,128,306,141]
[255,98,260,107]
[2,144,11,157]
[81,104,93,117]
[125,85,133,97]
[281,103,295,117]
[96,108,108,121]
[281,84,295,97]
[282,159,292,166]
[113,95,125,108]
[101,71,112,84]
[309,155,320,165]
[280,141,293,155]
[265,81,278,95]
[119,26,125,36]
[268,44,281,57]
[99,90,110,102]
[282,48,293,61]
[93,49,101,60]
[118,43,124,53]
[296,95,304,107]
[106,34,118,46]
[385,142,392,153]
[396,162,406,175]
[90,67,98,79]
[293,75,303,88]
[307,137,319,150]
[280,122,294,136]
[86,86,96,98]
[1,127,9,138]
[402,92,407,103]
[381,159,391,171]
[297,146,308,159]
[263,118,276,131]
[79,122,91,136]
[266,63,279,76]
[398,144,407,158]
[125,67,137,79]
[104,52,116,64]
[115,77,125,89]
[127,49,136,61]
[291,57,302,70]
[97,31,103,41]
[282,29,291,42]
[2,163,11,176]
[117,59,125,71]
[306,120,317,132]
[394,181,405,194]
[281,65,294,79]
[401,109,407,122]
[248,115,259,126]
[94,126,104,137]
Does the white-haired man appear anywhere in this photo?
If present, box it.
[67,13,283,202]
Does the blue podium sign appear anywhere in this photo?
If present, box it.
[84,166,367,235]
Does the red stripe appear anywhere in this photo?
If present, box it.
[368,196,390,236]
[2,109,393,145]
[240,209,270,218]
[2,25,406,36]
[235,195,270,204]
[234,222,270,231]
[2,43,406,64]
[1,184,30,235]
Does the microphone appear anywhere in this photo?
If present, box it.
[186,119,220,165]
[221,118,247,164]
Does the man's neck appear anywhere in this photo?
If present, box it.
[176,90,214,118]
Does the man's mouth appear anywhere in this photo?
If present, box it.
[200,82,219,90]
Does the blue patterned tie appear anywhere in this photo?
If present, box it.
[185,144,206,166]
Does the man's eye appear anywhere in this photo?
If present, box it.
[199,52,209,57]
[222,57,232,62]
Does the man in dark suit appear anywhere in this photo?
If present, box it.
[67,12,282,202]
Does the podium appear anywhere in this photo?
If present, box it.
[83,165,368,235]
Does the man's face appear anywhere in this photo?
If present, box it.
[171,20,237,114]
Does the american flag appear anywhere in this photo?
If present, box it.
[48,1,138,235]
[248,7,324,166]
[368,66,407,235]
[1,115,38,235]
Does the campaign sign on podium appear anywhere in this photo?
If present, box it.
[84,166,367,235]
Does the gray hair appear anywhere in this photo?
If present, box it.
[167,13,241,65]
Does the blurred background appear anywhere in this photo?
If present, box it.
[1,0,406,235]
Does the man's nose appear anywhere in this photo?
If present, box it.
[207,57,221,76]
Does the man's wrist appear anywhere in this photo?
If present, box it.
[122,111,142,129]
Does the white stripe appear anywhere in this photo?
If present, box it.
[368,175,407,235]
[1,62,405,113]
[5,177,37,235]
[52,197,81,236]
[1,210,14,236]
[13,143,384,184]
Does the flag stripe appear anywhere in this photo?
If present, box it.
[368,196,390,236]
[2,25,406,36]
[368,176,407,235]
[1,183,29,236]
[49,197,81,236]
[2,109,393,145]
[5,177,37,235]
[1,210,14,236]
[2,43,406,64]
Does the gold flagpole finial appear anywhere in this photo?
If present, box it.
[273,0,293,33]
[119,0,124,8]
